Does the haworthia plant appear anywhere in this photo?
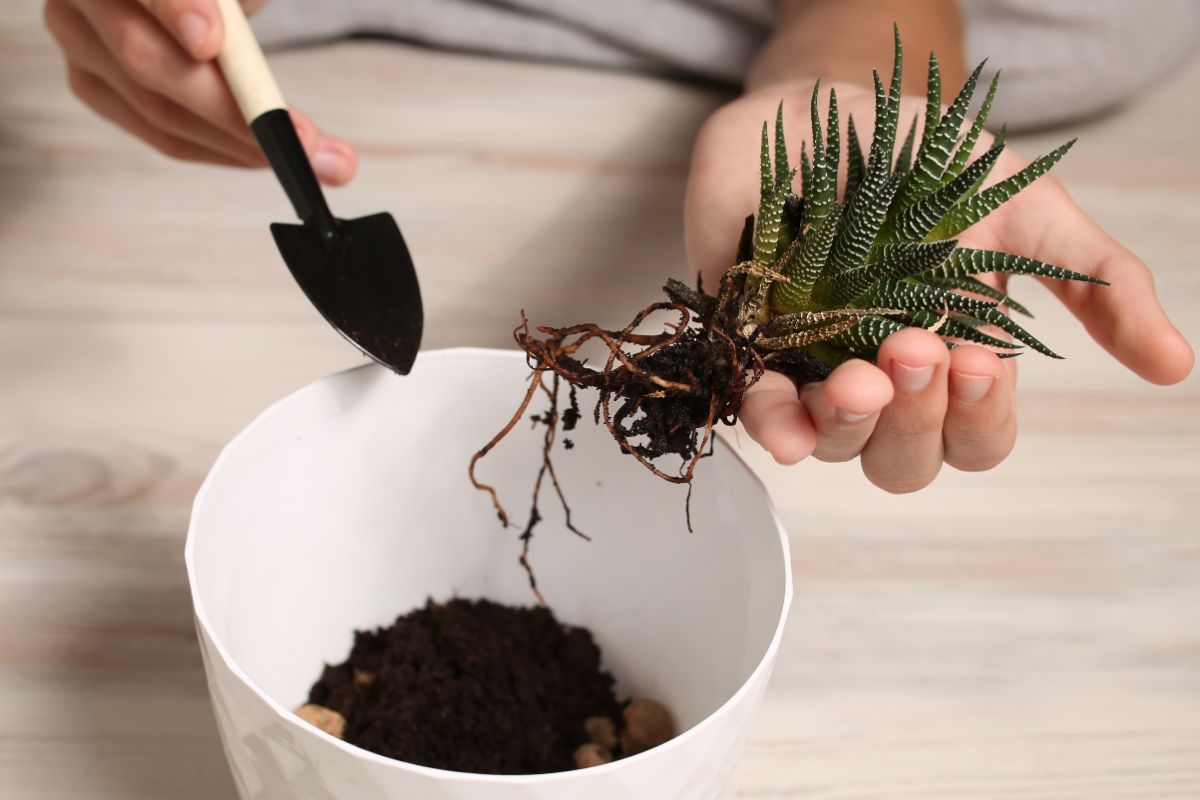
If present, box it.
[731,24,1109,370]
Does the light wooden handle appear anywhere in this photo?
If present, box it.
[214,0,286,123]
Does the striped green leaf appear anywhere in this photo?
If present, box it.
[823,240,957,306]
[895,113,919,174]
[845,114,867,202]
[809,80,824,161]
[922,275,1033,316]
[921,51,941,153]
[896,60,986,210]
[902,310,1021,349]
[969,307,1062,358]
[753,168,795,265]
[799,141,812,200]
[772,205,844,311]
[861,278,999,314]
[759,121,771,203]
[932,139,1076,237]
[927,248,1106,284]
[942,71,1000,185]
[828,173,901,274]
[885,143,1003,242]
[774,101,789,188]
[830,315,908,356]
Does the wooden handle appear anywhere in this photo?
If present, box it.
[214,0,286,123]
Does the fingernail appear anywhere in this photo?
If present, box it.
[834,408,871,425]
[312,143,348,183]
[952,371,995,404]
[892,361,934,394]
[176,12,210,58]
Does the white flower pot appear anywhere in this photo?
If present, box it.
[186,348,792,799]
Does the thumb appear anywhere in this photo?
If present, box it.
[136,0,226,60]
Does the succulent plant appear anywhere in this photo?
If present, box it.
[687,24,1106,384]
[473,27,1106,593]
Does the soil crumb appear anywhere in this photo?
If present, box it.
[307,597,622,774]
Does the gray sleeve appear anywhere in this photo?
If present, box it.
[253,0,1200,131]
[961,0,1200,131]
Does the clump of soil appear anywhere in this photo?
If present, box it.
[303,597,672,774]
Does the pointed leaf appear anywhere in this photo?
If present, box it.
[932,139,1076,237]
[759,121,771,202]
[896,60,986,209]
[865,69,898,182]
[922,274,1033,316]
[970,307,1063,358]
[799,141,812,200]
[825,88,840,199]
[806,138,838,228]
[885,143,1003,241]
[774,101,789,189]
[861,278,998,314]
[845,114,867,202]
[920,51,942,153]
[756,317,860,351]
[902,310,1021,349]
[809,80,824,161]
[772,205,844,311]
[927,247,1106,284]
[943,71,1000,184]
[895,113,919,174]
[828,173,901,274]
[824,240,957,306]
[753,169,796,264]
[830,315,909,357]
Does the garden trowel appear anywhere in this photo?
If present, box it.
[213,0,422,374]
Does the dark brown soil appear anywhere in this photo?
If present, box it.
[307,597,622,774]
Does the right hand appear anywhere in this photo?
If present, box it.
[44,0,357,184]
[686,79,1193,492]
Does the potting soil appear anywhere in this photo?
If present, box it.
[307,597,622,774]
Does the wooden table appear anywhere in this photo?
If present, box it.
[2,3,1197,796]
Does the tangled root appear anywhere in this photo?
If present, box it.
[469,274,771,600]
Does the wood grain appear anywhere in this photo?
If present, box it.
[1,2,1197,797]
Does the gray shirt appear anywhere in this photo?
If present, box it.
[254,0,1199,131]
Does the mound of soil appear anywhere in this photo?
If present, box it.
[307,597,622,774]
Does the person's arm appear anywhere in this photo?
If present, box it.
[43,0,355,184]
[748,0,965,93]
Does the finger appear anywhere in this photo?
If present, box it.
[739,370,817,465]
[798,359,893,462]
[132,0,276,61]
[73,0,252,137]
[75,0,358,184]
[50,0,263,165]
[942,344,1017,472]
[998,177,1193,385]
[133,0,223,60]
[294,108,358,186]
[66,65,244,167]
[861,328,951,493]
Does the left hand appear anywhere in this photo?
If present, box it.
[684,80,1193,492]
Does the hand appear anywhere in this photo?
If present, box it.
[684,80,1194,492]
[44,0,356,184]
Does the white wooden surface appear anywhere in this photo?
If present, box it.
[1,2,1197,796]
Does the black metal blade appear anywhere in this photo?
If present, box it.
[272,212,423,374]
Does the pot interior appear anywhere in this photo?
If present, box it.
[189,350,789,735]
